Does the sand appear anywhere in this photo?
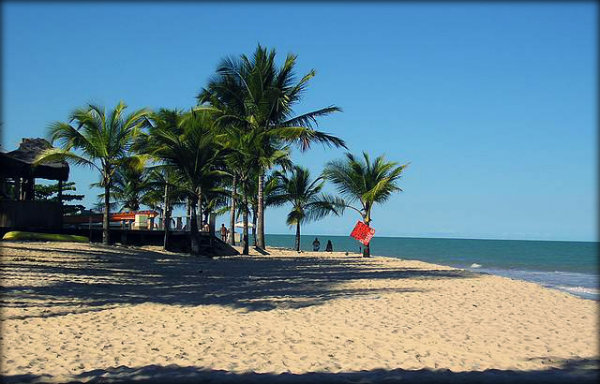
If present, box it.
[0,241,598,383]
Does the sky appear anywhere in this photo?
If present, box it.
[1,2,597,242]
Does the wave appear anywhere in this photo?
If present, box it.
[555,286,600,295]
[465,266,599,300]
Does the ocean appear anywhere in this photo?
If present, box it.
[264,234,599,300]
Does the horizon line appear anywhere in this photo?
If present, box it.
[264,233,598,243]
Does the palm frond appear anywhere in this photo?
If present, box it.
[269,126,346,151]
[34,148,99,171]
[280,106,342,129]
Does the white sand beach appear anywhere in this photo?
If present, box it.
[0,241,598,383]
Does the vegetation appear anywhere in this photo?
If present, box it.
[198,45,346,250]
[138,108,226,255]
[323,152,408,257]
[105,161,150,212]
[269,166,342,252]
[32,44,407,255]
[143,167,187,250]
[35,101,151,245]
[34,181,85,215]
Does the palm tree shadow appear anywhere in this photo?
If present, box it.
[1,244,478,320]
[253,247,270,255]
[1,358,598,384]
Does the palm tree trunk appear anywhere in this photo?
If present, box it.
[363,218,371,258]
[242,194,249,255]
[103,182,110,245]
[186,199,191,231]
[295,221,301,252]
[190,196,200,255]
[363,243,370,258]
[163,183,170,251]
[197,188,203,230]
[252,207,257,247]
[256,169,265,249]
[229,175,237,245]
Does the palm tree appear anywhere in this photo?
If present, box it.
[139,108,225,255]
[269,165,342,252]
[94,158,150,212]
[246,170,284,247]
[144,167,186,250]
[198,44,346,250]
[35,101,150,244]
[323,152,408,257]
[216,128,261,255]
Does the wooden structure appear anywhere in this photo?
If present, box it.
[63,210,160,230]
[0,138,69,231]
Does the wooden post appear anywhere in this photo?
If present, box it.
[15,178,22,200]
[57,180,63,229]
[23,177,34,200]
[209,213,216,237]
[57,180,63,206]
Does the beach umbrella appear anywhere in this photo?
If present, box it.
[235,222,254,228]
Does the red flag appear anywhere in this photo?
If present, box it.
[350,221,375,245]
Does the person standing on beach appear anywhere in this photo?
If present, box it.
[220,224,228,241]
[313,237,320,251]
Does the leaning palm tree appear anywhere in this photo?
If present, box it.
[35,101,150,244]
[139,108,225,255]
[323,152,408,257]
[269,166,342,252]
[198,44,346,250]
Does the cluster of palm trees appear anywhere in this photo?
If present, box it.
[36,45,407,257]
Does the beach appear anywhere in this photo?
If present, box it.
[1,241,598,383]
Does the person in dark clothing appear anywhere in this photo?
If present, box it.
[312,237,320,251]
[220,223,228,241]
[325,240,333,252]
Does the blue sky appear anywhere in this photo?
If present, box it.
[2,2,597,241]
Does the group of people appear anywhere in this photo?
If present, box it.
[218,224,335,253]
[312,237,333,252]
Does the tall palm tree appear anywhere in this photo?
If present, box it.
[35,101,150,244]
[139,108,225,255]
[216,128,261,255]
[323,152,408,257]
[198,44,346,250]
[269,165,342,252]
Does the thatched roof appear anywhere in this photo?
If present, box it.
[0,138,69,181]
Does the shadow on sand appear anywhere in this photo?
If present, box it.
[1,358,598,384]
[0,243,478,318]
[1,244,598,383]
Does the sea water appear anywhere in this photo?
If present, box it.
[265,234,599,300]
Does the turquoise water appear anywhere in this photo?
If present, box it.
[265,234,599,300]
